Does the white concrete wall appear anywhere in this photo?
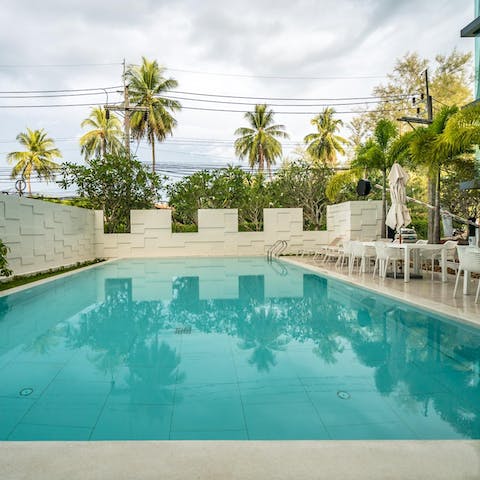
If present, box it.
[93,208,329,258]
[1,196,383,276]
[0,194,95,276]
[327,200,382,241]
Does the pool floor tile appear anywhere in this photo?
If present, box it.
[244,401,330,440]
[308,390,399,427]
[327,422,417,440]
[91,403,173,440]
[0,362,64,399]
[0,397,35,440]
[21,399,104,429]
[238,378,309,405]
[171,385,244,432]
[8,423,91,441]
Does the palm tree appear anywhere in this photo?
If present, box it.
[79,107,123,159]
[234,104,288,175]
[304,107,348,165]
[126,57,181,172]
[393,106,468,243]
[351,119,399,238]
[7,128,61,195]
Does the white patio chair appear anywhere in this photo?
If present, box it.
[453,246,480,303]
[313,236,342,262]
[349,242,376,275]
[373,242,404,279]
[336,240,352,269]
[420,240,458,279]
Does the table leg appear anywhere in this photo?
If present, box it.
[404,248,410,282]
[441,249,447,282]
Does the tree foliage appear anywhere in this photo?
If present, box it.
[60,152,161,233]
[0,239,12,278]
[351,119,399,237]
[234,104,288,175]
[353,50,473,136]
[7,128,61,195]
[127,57,181,172]
[304,108,347,165]
[79,107,124,159]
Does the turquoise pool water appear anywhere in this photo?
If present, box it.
[0,257,479,441]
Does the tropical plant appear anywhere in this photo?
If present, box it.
[0,239,12,277]
[7,128,62,195]
[126,57,181,172]
[79,107,123,159]
[60,152,161,233]
[351,119,399,238]
[392,106,470,242]
[234,104,289,175]
[304,107,348,165]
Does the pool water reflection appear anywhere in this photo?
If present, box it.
[0,257,479,440]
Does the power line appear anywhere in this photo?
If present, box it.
[0,62,122,68]
[169,90,413,102]
[158,94,408,108]
[0,86,121,94]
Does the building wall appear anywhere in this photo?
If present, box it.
[327,201,382,241]
[0,194,96,276]
[1,196,382,276]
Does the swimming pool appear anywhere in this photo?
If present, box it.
[0,257,479,441]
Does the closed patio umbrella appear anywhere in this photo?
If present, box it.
[386,163,411,232]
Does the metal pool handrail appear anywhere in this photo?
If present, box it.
[267,240,288,261]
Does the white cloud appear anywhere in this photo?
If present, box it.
[0,0,475,194]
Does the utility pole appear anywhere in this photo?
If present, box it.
[397,69,433,127]
[105,59,147,156]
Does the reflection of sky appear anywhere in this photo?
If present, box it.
[1,257,480,440]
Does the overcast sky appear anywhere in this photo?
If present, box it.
[0,0,475,196]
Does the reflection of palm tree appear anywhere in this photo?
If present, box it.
[122,341,185,405]
[237,302,289,372]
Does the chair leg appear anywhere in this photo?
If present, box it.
[373,258,378,278]
[475,280,480,303]
[453,268,462,298]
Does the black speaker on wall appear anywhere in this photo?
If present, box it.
[356,179,372,196]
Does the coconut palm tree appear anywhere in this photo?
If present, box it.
[234,104,288,175]
[351,119,399,238]
[126,57,181,172]
[304,107,348,165]
[79,107,123,159]
[7,128,61,195]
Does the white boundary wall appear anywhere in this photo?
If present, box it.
[0,194,95,276]
[1,194,381,275]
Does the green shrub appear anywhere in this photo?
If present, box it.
[410,218,428,240]
[0,239,13,278]
[172,223,198,233]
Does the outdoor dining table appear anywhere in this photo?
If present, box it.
[385,242,448,283]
